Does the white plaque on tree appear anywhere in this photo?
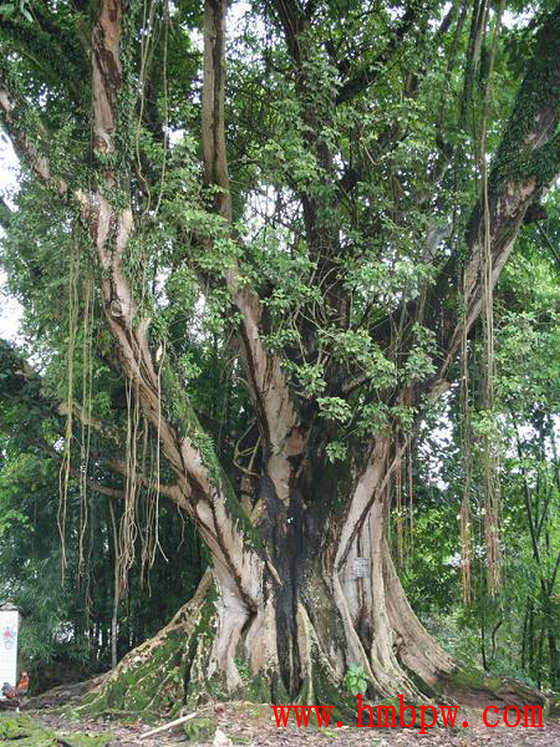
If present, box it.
[0,606,19,692]
[352,557,371,579]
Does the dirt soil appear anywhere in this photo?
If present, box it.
[3,701,555,746]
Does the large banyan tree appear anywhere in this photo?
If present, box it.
[1,0,560,712]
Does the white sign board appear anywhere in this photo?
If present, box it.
[0,608,19,691]
[352,557,371,579]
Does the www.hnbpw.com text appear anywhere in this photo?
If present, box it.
[271,694,543,732]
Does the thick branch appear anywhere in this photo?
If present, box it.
[436,3,560,376]
[272,0,307,64]
[336,3,422,105]
[201,0,300,500]
[84,2,269,655]
[202,0,231,221]
[271,0,348,334]
[0,83,67,193]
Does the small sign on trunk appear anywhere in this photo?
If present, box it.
[352,557,371,579]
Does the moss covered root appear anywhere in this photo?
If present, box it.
[0,713,114,746]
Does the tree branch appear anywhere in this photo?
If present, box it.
[201,0,301,501]
[58,402,122,447]
[335,3,422,105]
[104,457,182,503]
[83,0,270,635]
[0,82,67,193]
[202,0,232,221]
[436,4,560,376]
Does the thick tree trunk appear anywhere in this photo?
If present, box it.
[81,439,454,719]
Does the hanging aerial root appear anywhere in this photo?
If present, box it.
[58,243,80,577]
[459,289,473,606]
[479,0,505,595]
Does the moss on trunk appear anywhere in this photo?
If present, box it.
[77,573,216,719]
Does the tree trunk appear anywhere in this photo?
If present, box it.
[80,437,454,718]
[79,0,557,714]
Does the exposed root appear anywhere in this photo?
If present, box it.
[439,666,546,708]
[60,564,544,724]
[294,602,358,723]
[77,572,212,717]
[26,676,108,711]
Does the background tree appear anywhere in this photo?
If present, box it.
[0,339,205,692]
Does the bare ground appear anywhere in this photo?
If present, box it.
[6,700,557,747]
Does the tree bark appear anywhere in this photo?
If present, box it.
[80,437,455,716]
